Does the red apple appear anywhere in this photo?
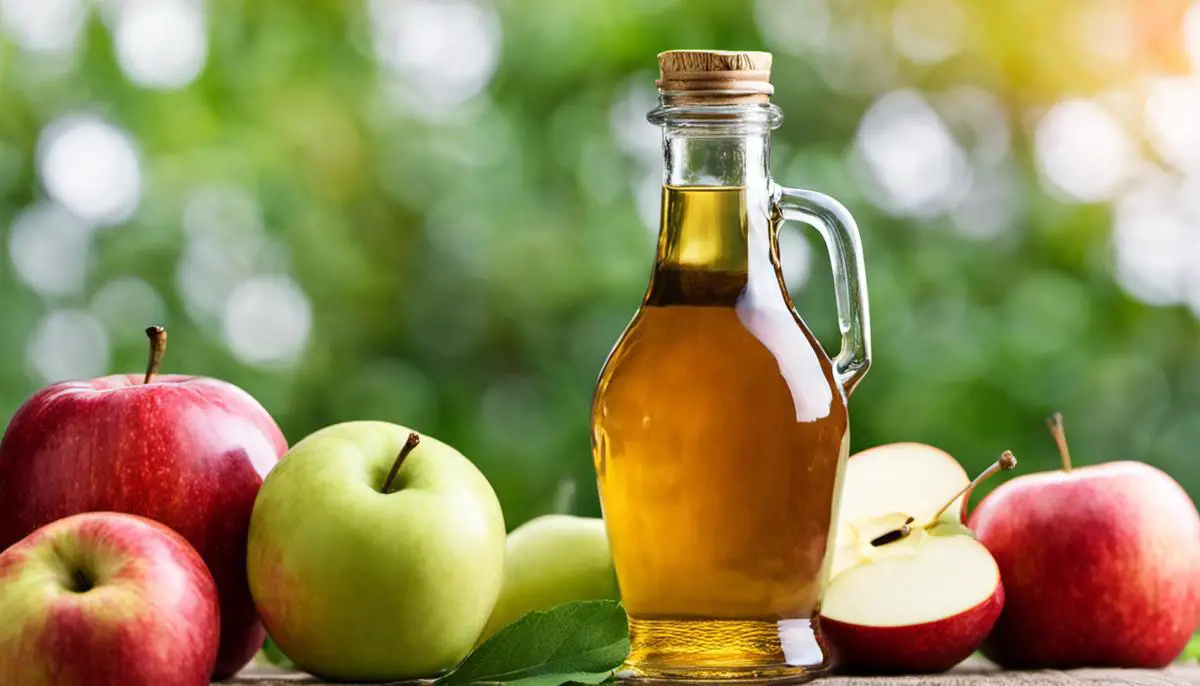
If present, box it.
[0,512,220,686]
[0,327,287,678]
[971,413,1200,668]
[819,446,1015,673]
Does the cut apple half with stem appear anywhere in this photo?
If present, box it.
[820,449,1017,674]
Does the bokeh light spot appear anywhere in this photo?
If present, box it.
[221,275,312,367]
[113,0,208,90]
[1145,77,1200,175]
[854,89,970,217]
[369,0,501,111]
[26,309,110,383]
[1112,173,1193,306]
[1033,99,1136,203]
[0,0,85,55]
[37,116,142,226]
[9,202,91,298]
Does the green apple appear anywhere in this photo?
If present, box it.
[480,514,618,641]
[246,421,506,681]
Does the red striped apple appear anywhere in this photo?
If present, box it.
[0,512,220,686]
[0,327,287,678]
[971,414,1200,668]
[819,445,1014,673]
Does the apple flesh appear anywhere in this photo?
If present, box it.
[480,514,618,641]
[819,528,1003,674]
[836,443,969,531]
[0,328,287,678]
[830,443,969,577]
[247,421,506,681]
[972,460,1200,668]
[0,512,220,686]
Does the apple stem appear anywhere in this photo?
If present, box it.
[1047,412,1073,472]
[143,326,167,384]
[381,432,421,494]
[926,450,1018,527]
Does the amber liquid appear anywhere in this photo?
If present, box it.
[592,187,849,682]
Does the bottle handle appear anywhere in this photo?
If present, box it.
[772,185,872,396]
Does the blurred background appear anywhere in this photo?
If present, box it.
[1,0,1199,527]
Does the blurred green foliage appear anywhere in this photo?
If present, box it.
[1,0,1200,532]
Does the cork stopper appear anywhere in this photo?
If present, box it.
[656,50,774,104]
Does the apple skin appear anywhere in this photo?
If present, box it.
[820,584,1003,674]
[0,374,287,678]
[480,514,618,641]
[247,421,506,681]
[971,461,1200,668]
[0,512,220,686]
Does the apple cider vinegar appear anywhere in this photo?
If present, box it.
[591,51,871,683]
[593,186,849,680]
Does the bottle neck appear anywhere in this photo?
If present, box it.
[662,129,771,189]
[647,111,780,306]
[651,101,781,188]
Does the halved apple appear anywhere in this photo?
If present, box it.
[831,443,970,577]
[820,528,1004,673]
[819,446,1014,674]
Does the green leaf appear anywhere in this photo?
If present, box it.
[438,600,629,686]
[259,635,296,670]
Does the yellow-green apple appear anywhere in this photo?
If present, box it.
[819,445,1015,673]
[971,414,1200,668]
[0,327,287,678]
[480,514,618,641]
[247,421,506,681]
[0,512,220,686]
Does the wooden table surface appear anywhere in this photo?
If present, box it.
[227,661,1200,685]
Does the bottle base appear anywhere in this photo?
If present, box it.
[619,616,830,683]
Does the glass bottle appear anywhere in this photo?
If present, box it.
[591,50,871,683]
